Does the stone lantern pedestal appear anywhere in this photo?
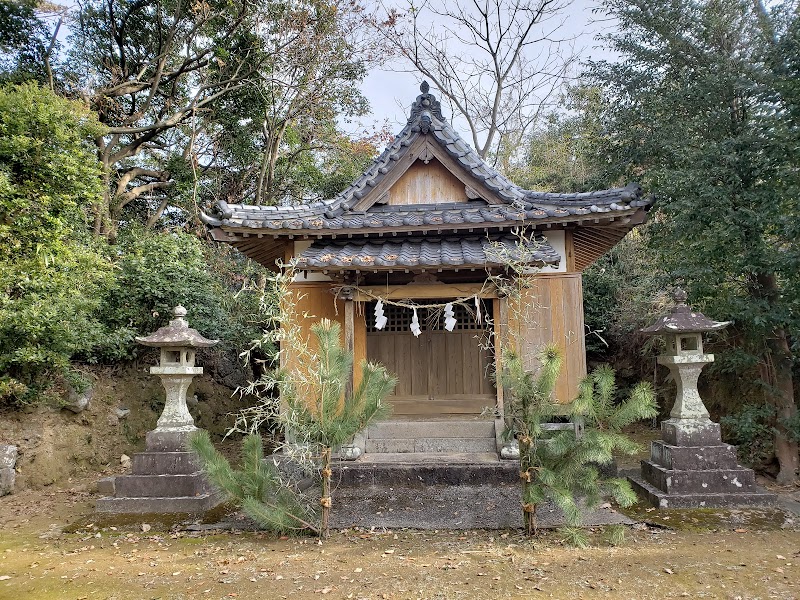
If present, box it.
[629,291,776,508]
[97,307,223,515]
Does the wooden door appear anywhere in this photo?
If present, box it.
[366,301,495,417]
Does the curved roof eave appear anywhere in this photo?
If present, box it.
[200,82,654,236]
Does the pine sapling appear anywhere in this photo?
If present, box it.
[500,347,657,541]
[279,319,397,537]
[189,429,318,534]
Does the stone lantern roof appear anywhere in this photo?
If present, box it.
[135,306,219,348]
[640,289,730,335]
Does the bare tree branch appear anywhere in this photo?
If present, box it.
[372,0,577,159]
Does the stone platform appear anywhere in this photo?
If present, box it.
[629,420,776,509]
[96,449,221,515]
[334,452,517,487]
[328,452,631,530]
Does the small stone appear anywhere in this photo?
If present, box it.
[141,523,151,533]
[500,440,520,460]
[64,385,92,413]
[114,408,131,419]
[0,445,17,496]
[340,445,362,461]
[0,445,17,469]
[120,454,131,469]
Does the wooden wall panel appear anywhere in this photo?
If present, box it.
[505,274,587,404]
[388,159,468,205]
[287,288,370,390]
[285,284,335,380]
[353,307,366,390]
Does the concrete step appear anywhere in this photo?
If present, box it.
[132,451,201,475]
[114,473,210,498]
[334,457,517,487]
[629,474,777,509]
[641,461,758,494]
[365,437,497,454]
[367,420,495,440]
[359,452,500,464]
[96,493,221,515]
[650,441,740,471]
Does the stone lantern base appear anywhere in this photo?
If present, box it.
[96,429,222,515]
[628,419,776,509]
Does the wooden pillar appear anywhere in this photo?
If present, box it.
[495,296,509,418]
[342,287,355,398]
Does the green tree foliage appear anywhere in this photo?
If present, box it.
[67,0,279,236]
[512,85,607,193]
[98,226,266,361]
[0,0,57,86]
[587,0,800,482]
[205,0,380,206]
[195,318,396,537]
[190,430,317,534]
[0,82,111,404]
[63,0,381,236]
[500,345,656,540]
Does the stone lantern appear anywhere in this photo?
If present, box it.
[629,290,775,508]
[642,288,729,436]
[96,306,222,515]
[135,306,218,451]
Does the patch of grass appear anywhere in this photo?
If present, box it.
[619,502,790,532]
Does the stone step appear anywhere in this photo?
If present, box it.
[641,461,757,494]
[650,441,740,471]
[365,437,497,454]
[334,458,517,487]
[367,420,496,440]
[132,451,201,475]
[114,473,210,498]
[629,474,777,509]
[96,493,221,515]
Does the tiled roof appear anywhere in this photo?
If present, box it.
[295,234,560,270]
[200,83,653,236]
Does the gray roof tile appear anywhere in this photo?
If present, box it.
[295,234,561,270]
[200,84,654,234]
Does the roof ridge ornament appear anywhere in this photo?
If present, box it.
[409,81,445,124]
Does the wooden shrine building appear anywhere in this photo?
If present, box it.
[201,83,653,457]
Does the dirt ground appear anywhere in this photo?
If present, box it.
[2,381,800,599]
[1,476,799,600]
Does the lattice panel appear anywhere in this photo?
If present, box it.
[366,300,493,333]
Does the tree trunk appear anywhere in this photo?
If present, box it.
[767,329,799,484]
[757,273,798,484]
[320,446,332,538]
[519,436,537,536]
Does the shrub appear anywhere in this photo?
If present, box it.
[97,227,265,361]
[0,82,111,405]
[720,404,776,470]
